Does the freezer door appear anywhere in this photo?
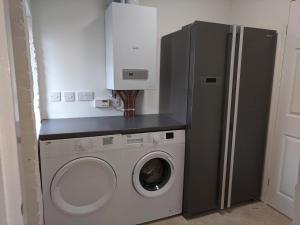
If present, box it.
[227,27,277,207]
[183,21,232,217]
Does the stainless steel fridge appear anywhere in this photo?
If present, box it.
[159,21,277,217]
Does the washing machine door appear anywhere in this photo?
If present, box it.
[133,151,176,198]
[51,157,116,216]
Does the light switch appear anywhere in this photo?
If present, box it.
[49,92,61,102]
[64,92,75,102]
[77,92,94,101]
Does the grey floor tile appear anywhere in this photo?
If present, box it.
[146,202,291,225]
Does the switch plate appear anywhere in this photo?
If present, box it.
[77,92,94,101]
[64,92,75,102]
[49,92,61,102]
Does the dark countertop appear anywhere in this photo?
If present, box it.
[39,114,186,141]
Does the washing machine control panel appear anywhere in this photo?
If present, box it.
[125,134,145,147]
[40,134,123,158]
[124,130,185,147]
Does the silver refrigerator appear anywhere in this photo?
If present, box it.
[159,21,277,217]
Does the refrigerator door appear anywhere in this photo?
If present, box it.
[227,27,277,207]
[183,21,231,217]
[159,29,190,124]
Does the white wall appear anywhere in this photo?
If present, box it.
[230,0,291,202]
[230,0,290,31]
[32,0,232,119]
[32,0,123,119]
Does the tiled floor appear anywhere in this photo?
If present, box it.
[146,202,291,225]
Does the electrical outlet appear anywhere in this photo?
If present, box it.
[49,92,61,102]
[64,92,75,102]
[77,91,94,101]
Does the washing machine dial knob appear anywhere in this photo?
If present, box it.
[153,135,161,144]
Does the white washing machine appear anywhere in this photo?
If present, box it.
[40,130,185,225]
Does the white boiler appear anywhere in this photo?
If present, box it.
[105,2,157,90]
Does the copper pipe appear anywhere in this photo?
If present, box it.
[116,90,140,117]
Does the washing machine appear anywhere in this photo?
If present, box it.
[40,130,185,225]
[125,130,185,224]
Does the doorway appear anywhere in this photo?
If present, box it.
[267,0,300,219]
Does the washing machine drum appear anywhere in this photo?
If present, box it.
[133,151,176,198]
[50,157,117,216]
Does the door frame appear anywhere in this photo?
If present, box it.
[263,0,300,217]
[0,0,24,224]
[261,2,293,203]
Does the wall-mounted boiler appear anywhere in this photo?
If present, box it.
[105,2,157,90]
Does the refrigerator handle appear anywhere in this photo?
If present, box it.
[227,26,245,208]
[220,25,237,210]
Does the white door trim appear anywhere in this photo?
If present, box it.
[261,3,292,203]
[0,0,24,224]
[265,0,300,218]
